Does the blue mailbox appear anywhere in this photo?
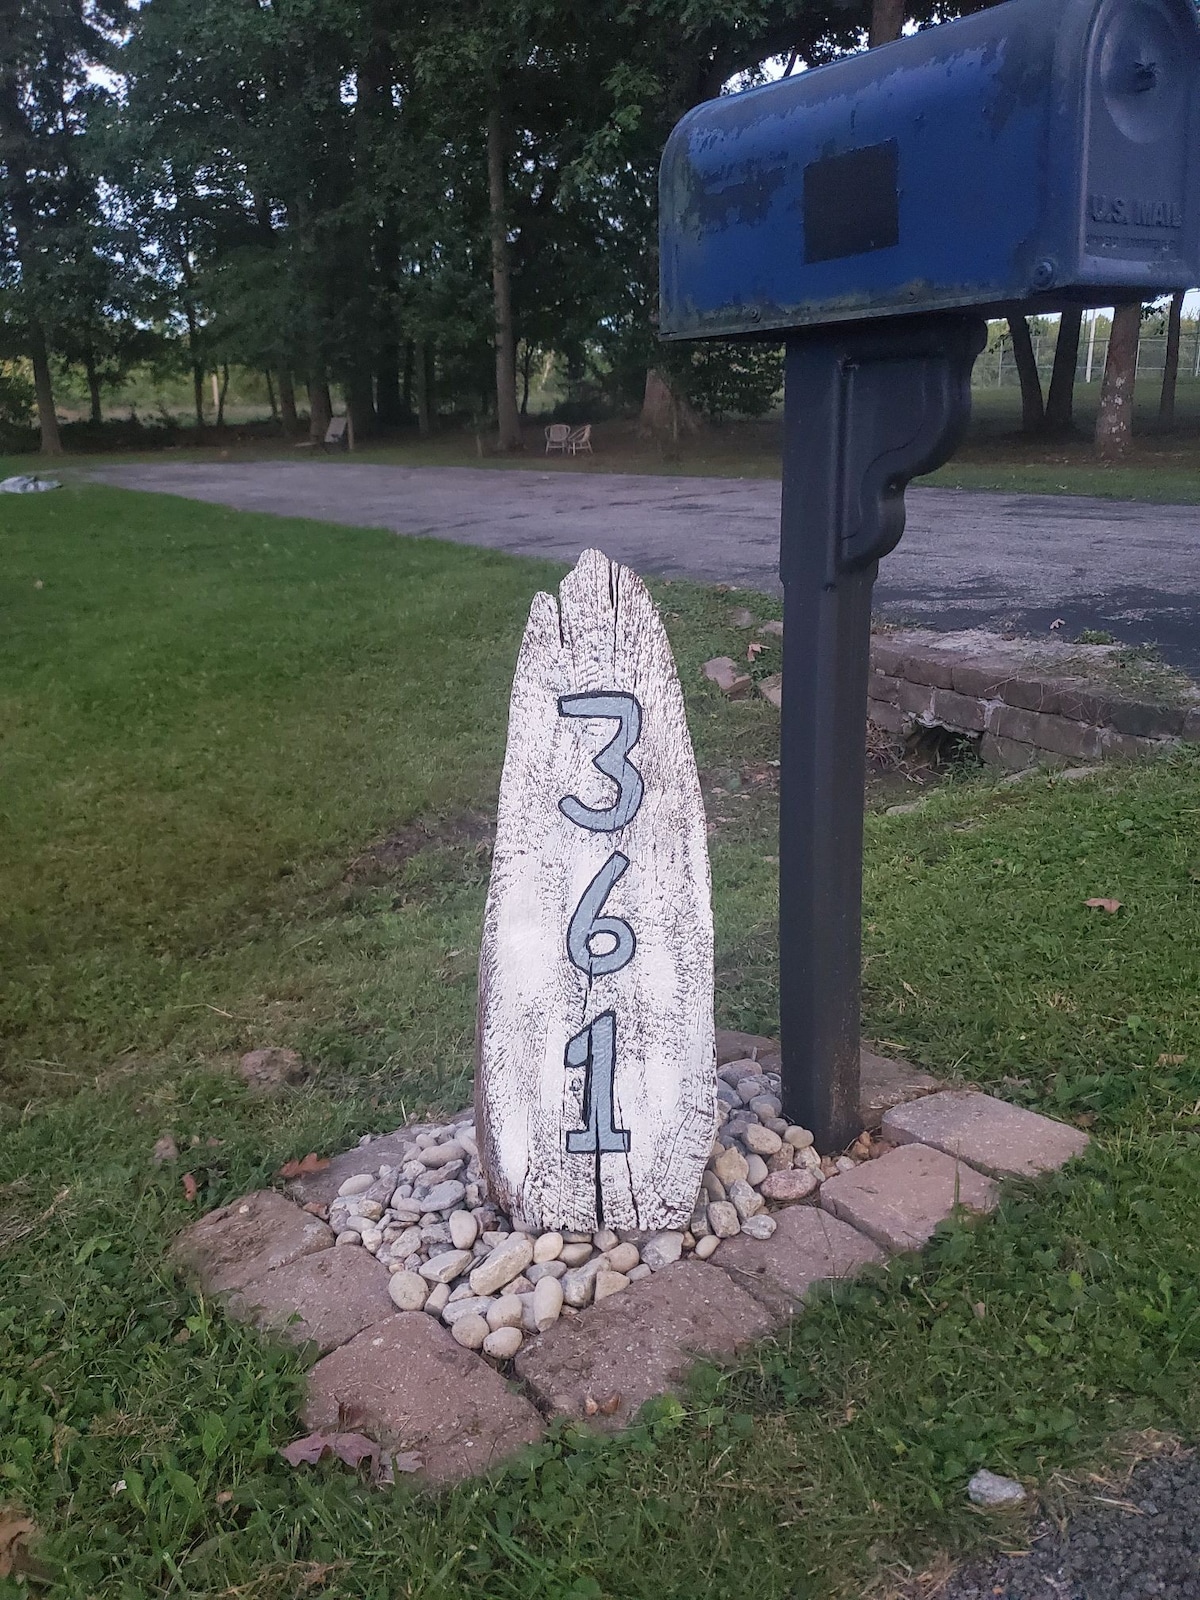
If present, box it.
[660,0,1200,339]
[658,0,1200,1151]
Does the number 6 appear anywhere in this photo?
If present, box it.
[566,852,636,978]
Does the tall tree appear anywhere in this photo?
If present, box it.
[0,0,127,453]
[870,0,906,45]
[1007,315,1045,433]
[1095,301,1142,460]
[1044,306,1082,435]
[487,103,521,450]
[1158,289,1185,430]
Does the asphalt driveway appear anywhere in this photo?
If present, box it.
[84,460,1200,675]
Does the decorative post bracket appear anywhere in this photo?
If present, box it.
[777,313,987,1150]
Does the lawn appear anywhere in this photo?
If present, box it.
[1,483,1198,1599]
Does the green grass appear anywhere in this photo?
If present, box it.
[1,485,1198,1599]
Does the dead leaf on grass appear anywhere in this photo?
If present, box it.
[1158,1053,1187,1066]
[377,1450,422,1484]
[0,1507,37,1579]
[152,1135,179,1166]
[281,1431,371,1468]
[746,641,766,662]
[1085,898,1122,914]
[277,1153,330,1179]
[279,1431,420,1486]
[181,1172,198,1202]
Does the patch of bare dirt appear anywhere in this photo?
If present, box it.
[344,812,494,884]
[701,728,973,821]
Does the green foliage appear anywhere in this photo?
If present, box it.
[0,360,34,431]
[674,340,785,421]
[3,0,1003,436]
[0,1,131,414]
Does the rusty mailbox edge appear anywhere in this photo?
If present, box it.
[660,0,1200,340]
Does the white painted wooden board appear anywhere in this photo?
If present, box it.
[477,548,715,1233]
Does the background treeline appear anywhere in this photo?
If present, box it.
[0,0,1185,458]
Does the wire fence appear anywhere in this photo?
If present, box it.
[973,331,1200,388]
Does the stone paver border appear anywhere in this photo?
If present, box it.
[171,1048,1090,1487]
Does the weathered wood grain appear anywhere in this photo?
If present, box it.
[477,549,715,1232]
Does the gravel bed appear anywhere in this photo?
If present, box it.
[940,1450,1200,1600]
[314,1052,882,1360]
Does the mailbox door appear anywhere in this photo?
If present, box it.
[1075,0,1200,290]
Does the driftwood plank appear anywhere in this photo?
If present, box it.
[477,549,715,1232]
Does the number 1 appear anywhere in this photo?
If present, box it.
[564,1012,630,1154]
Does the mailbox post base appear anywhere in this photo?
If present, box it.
[777,314,986,1151]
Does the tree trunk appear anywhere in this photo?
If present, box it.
[1095,301,1142,460]
[278,370,299,436]
[1007,315,1045,433]
[84,346,103,426]
[1159,289,1184,429]
[869,0,906,46]
[376,345,403,427]
[402,339,415,419]
[487,103,521,451]
[308,374,333,443]
[638,367,701,442]
[1044,306,1083,435]
[346,368,376,442]
[29,318,62,455]
[520,342,535,416]
[185,307,204,429]
[264,369,278,421]
[414,341,431,437]
[216,362,230,428]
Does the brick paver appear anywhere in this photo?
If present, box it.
[882,1090,1089,1180]
[717,1204,885,1321]
[303,1314,544,1484]
[819,1143,997,1254]
[514,1259,773,1429]
[170,1191,333,1295]
[225,1243,395,1354]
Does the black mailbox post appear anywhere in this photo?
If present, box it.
[659,0,1200,1149]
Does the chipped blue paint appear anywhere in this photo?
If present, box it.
[660,0,1200,338]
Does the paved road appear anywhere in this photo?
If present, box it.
[85,460,1200,675]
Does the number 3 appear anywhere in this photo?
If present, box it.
[557,692,644,833]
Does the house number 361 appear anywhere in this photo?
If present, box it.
[557,691,644,1159]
